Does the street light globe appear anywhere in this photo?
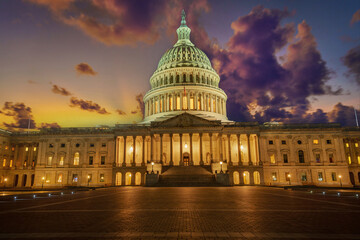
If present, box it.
[339,175,342,179]
[4,178,7,182]
[87,175,90,179]
[288,174,291,178]
[151,162,154,165]
[220,161,223,165]
[240,145,244,150]
[130,146,133,152]
[243,173,246,176]
[184,143,188,149]
[42,177,45,180]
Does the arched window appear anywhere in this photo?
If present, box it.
[125,172,132,185]
[170,75,173,84]
[176,75,180,83]
[183,73,186,82]
[73,152,80,165]
[135,172,141,185]
[233,171,240,185]
[115,172,122,186]
[190,74,193,83]
[169,95,173,110]
[298,150,305,163]
[243,171,250,184]
[253,171,260,185]
[198,95,202,110]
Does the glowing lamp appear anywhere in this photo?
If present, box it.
[184,143,188,149]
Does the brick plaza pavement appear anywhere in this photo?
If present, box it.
[0,186,359,239]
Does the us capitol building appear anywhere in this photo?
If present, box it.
[1,11,359,188]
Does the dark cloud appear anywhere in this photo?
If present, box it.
[342,45,360,85]
[328,103,359,127]
[69,97,109,114]
[130,93,145,118]
[51,84,72,96]
[39,122,61,129]
[351,9,360,25]
[28,0,210,47]
[0,102,36,130]
[75,63,97,76]
[27,80,37,84]
[116,109,126,115]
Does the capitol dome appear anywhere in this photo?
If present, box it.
[142,10,229,124]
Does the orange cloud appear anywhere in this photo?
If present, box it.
[75,63,97,76]
[51,84,72,96]
[69,97,109,114]
[116,109,126,115]
[351,9,360,25]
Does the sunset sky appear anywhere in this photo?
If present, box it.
[0,0,359,130]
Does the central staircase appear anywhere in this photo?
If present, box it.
[155,166,221,187]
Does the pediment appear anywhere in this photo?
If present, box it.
[151,113,222,128]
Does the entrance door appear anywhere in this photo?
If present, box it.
[349,172,355,186]
[183,153,190,166]
[22,174,27,187]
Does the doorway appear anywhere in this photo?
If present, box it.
[349,172,355,186]
[183,153,190,166]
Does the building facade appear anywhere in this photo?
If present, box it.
[1,11,359,188]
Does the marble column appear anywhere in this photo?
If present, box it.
[160,134,163,164]
[141,136,145,166]
[180,134,183,165]
[228,134,232,166]
[237,134,242,166]
[150,134,154,162]
[219,133,223,162]
[170,134,173,166]
[247,134,252,165]
[115,137,119,166]
[190,133,193,165]
[122,136,127,167]
[132,136,136,166]
[200,133,204,165]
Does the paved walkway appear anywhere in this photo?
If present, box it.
[0,186,359,239]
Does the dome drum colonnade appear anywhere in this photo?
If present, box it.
[143,10,228,123]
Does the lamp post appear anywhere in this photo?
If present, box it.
[339,175,342,188]
[151,162,154,174]
[288,174,291,185]
[4,178,7,188]
[41,177,45,189]
[220,161,223,173]
[87,175,90,187]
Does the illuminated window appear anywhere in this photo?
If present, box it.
[329,153,334,163]
[357,156,360,164]
[9,160,13,167]
[2,159,6,167]
[183,95,187,110]
[346,143,349,148]
[25,147,29,152]
[270,154,275,164]
[72,174,78,182]
[169,96,173,110]
[59,156,64,166]
[272,172,277,181]
[160,98,162,112]
[213,99,216,112]
[285,172,290,181]
[348,155,352,164]
[315,153,320,163]
[47,156,52,166]
[190,96,194,110]
[101,156,106,165]
[298,150,305,163]
[11,147,14,151]
[198,96,201,110]
[208,98,211,111]
[45,173,50,183]
[33,147,37,151]
[355,143,359,148]
[73,152,80,165]
[313,139,319,144]
[283,154,288,163]
[100,174,105,182]
[5,146,8,150]
[331,172,337,181]
[318,172,323,181]
[57,174,63,183]
[155,100,158,113]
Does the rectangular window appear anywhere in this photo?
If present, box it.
[2,159,6,167]
[45,173,51,183]
[61,143,65,148]
[87,174,92,182]
[270,154,276,164]
[213,99,216,112]
[59,156,64,166]
[313,139,319,144]
[326,140,332,144]
[101,156,106,165]
[100,174,105,182]
[272,172,277,181]
[355,143,359,148]
[72,174,78,182]
[190,96,194,110]
[283,154,288,163]
[102,143,106,147]
[89,156,93,165]
[348,155,352,164]
[169,97,173,110]
[329,153,334,163]
[160,98,162,112]
[358,156,360,164]
[318,172,323,181]
[208,98,211,111]
[90,143,94,147]
[269,140,273,145]
[33,147,37,151]
[57,173,63,183]
[346,143,349,148]
[176,96,180,110]
[315,153,320,163]
[183,96,187,110]
[281,140,286,145]
[47,156,52,166]
[49,144,53,148]
[301,173,307,182]
[9,160,13,168]
[198,97,201,110]
[285,172,290,181]
[25,147,29,151]
[331,172,337,181]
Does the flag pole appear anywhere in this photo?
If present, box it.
[355,108,359,127]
